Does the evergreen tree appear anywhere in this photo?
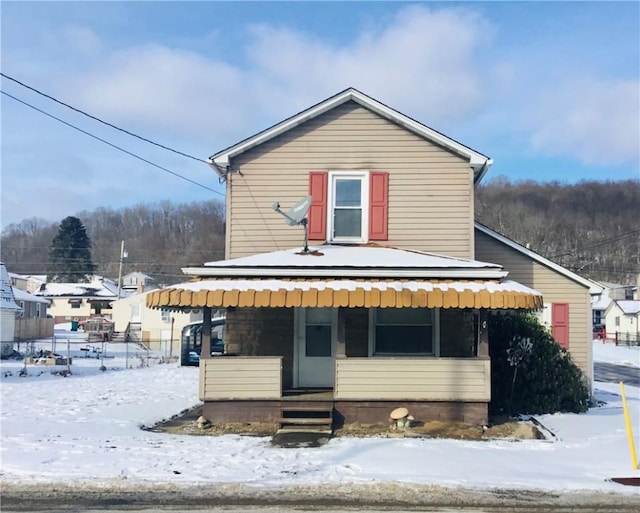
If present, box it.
[47,216,96,283]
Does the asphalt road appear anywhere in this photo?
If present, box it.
[594,361,640,387]
[2,484,639,512]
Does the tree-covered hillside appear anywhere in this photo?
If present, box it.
[1,179,638,285]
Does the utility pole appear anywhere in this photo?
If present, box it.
[116,240,127,299]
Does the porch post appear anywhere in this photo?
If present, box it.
[478,310,489,357]
[201,306,212,359]
[336,307,346,358]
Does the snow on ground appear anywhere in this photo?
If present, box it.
[593,339,640,367]
[1,331,639,495]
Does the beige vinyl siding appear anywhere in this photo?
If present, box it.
[474,230,592,380]
[334,358,490,401]
[199,357,282,400]
[227,102,474,259]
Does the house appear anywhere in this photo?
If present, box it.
[110,289,201,356]
[604,300,640,344]
[8,270,54,340]
[121,272,156,294]
[1,263,22,357]
[32,276,119,324]
[12,288,53,340]
[146,88,589,427]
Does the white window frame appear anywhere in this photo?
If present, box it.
[161,309,171,323]
[368,308,440,356]
[35,303,41,318]
[327,170,369,243]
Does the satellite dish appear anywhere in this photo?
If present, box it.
[273,195,313,252]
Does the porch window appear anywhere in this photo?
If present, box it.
[373,308,435,355]
[328,171,368,242]
[161,309,171,323]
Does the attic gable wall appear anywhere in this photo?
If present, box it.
[226,102,474,258]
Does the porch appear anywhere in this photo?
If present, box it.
[199,356,491,426]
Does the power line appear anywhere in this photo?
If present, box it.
[547,229,640,259]
[1,72,207,164]
[1,90,224,197]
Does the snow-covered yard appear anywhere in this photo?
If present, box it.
[1,329,639,496]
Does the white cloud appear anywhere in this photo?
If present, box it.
[529,78,639,167]
[245,5,493,122]
[61,5,493,144]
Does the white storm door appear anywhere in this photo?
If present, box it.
[296,307,336,388]
[130,304,141,323]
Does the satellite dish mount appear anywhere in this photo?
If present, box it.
[273,195,313,252]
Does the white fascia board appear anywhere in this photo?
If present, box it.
[211,88,491,171]
[182,266,508,279]
[475,223,597,292]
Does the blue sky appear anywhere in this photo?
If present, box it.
[1,1,638,229]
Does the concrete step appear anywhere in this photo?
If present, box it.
[278,417,333,425]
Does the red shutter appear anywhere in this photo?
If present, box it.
[308,171,328,241]
[369,171,389,241]
[552,303,570,349]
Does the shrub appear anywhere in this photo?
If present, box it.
[489,312,590,416]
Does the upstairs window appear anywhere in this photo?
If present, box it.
[329,172,368,242]
[309,170,388,243]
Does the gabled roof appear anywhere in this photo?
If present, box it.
[607,300,640,316]
[474,223,598,293]
[209,87,492,182]
[1,263,21,311]
[12,288,50,304]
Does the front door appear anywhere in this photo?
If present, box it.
[296,307,336,388]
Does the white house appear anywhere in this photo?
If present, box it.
[1,263,21,357]
[604,300,640,344]
[110,289,201,356]
[121,272,156,294]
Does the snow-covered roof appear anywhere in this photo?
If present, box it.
[169,277,538,295]
[12,288,50,304]
[32,281,117,299]
[184,244,507,280]
[0,263,21,311]
[614,300,640,315]
[475,223,598,292]
[591,288,612,311]
[209,88,492,181]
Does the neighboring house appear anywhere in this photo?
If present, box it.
[111,289,200,355]
[146,88,588,427]
[12,288,54,340]
[32,276,119,323]
[121,272,156,294]
[604,300,640,344]
[590,282,612,329]
[1,263,21,357]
